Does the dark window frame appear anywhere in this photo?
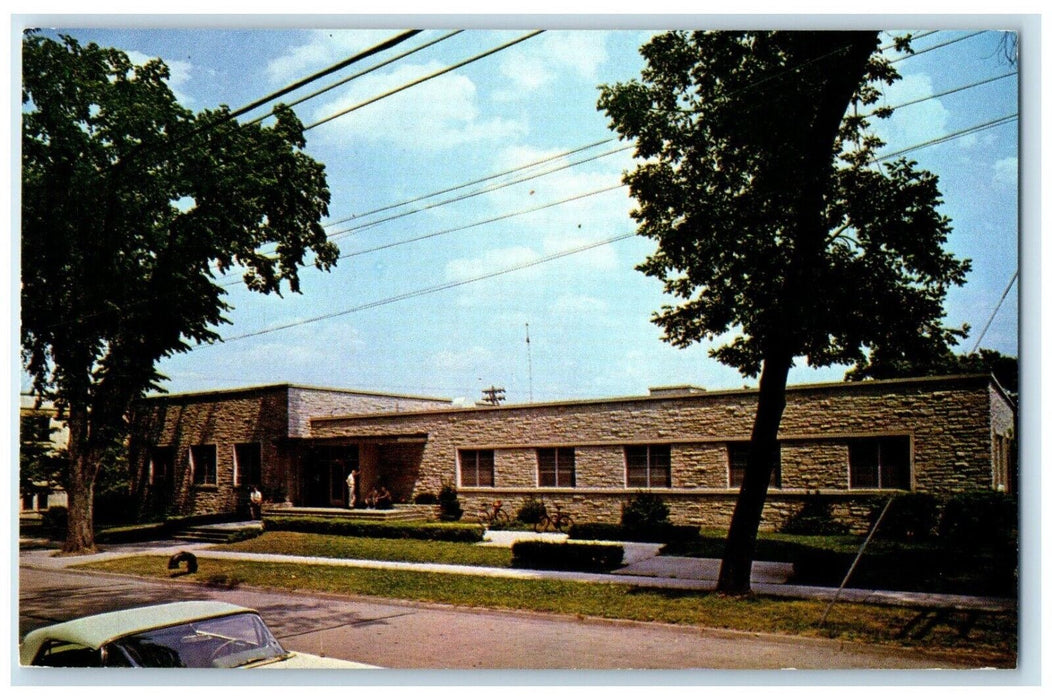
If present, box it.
[149,446,175,486]
[537,447,576,487]
[624,444,672,488]
[459,449,495,487]
[848,436,912,490]
[190,444,217,486]
[234,442,262,487]
[727,441,782,489]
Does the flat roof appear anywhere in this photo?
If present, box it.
[136,382,451,405]
[312,373,1004,424]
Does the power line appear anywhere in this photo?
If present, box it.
[323,137,616,229]
[243,30,464,128]
[874,113,1017,162]
[304,31,544,131]
[331,184,626,263]
[208,231,636,345]
[971,271,1018,353]
[323,144,631,241]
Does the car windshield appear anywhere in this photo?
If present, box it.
[104,612,289,668]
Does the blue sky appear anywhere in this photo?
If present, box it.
[18,23,1020,405]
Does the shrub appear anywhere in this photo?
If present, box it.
[568,522,624,541]
[263,515,484,543]
[515,496,548,525]
[511,541,624,572]
[780,492,850,536]
[938,490,1018,550]
[437,482,463,522]
[569,521,700,544]
[620,492,670,531]
[413,492,438,505]
[41,506,67,535]
[874,493,939,542]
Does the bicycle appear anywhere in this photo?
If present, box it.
[476,499,510,529]
[535,502,575,533]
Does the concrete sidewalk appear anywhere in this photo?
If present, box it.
[19,531,1016,614]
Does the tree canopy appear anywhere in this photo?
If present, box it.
[21,33,338,552]
[599,31,971,593]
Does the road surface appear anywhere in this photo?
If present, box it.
[19,561,981,671]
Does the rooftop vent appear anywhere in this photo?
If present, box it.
[648,385,707,397]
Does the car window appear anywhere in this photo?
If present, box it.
[108,613,287,668]
[33,641,102,667]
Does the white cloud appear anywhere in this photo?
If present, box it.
[551,294,608,315]
[873,73,950,154]
[495,31,609,100]
[431,346,494,373]
[265,30,397,84]
[993,157,1018,186]
[445,246,539,281]
[307,61,526,150]
[126,50,193,104]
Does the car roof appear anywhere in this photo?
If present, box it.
[21,601,253,657]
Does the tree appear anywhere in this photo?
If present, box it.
[848,347,1017,397]
[598,31,970,594]
[21,34,338,553]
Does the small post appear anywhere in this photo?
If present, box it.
[818,495,895,628]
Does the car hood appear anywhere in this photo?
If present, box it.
[245,651,380,669]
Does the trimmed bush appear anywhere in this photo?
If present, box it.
[568,522,624,541]
[780,492,850,536]
[938,490,1018,550]
[874,493,938,542]
[437,482,463,522]
[621,492,670,531]
[263,515,484,543]
[568,521,700,544]
[511,540,624,572]
[515,496,548,526]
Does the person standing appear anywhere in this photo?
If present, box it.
[346,468,359,509]
[249,486,263,520]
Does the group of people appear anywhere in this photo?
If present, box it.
[344,468,392,510]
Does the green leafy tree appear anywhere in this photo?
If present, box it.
[848,347,1017,396]
[21,33,338,553]
[599,31,970,594]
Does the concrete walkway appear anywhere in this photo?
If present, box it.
[19,528,1016,614]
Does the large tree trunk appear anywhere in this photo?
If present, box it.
[715,32,880,595]
[716,348,793,594]
[61,406,99,554]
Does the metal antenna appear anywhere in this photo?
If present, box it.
[526,323,534,403]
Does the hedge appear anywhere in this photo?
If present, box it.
[511,541,624,572]
[569,521,700,544]
[263,515,485,542]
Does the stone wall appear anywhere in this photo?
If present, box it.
[130,386,291,517]
[287,387,450,437]
[311,375,1011,532]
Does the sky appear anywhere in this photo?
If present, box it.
[15,21,1021,406]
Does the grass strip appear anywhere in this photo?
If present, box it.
[76,555,1016,667]
[214,531,512,568]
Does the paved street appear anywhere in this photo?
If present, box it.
[19,556,988,671]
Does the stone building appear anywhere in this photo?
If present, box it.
[129,374,1015,530]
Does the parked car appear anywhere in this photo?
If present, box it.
[20,601,378,669]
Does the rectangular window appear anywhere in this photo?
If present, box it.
[459,449,495,487]
[625,444,671,488]
[190,444,217,486]
[849,436,911,490]
[728,441,781,488]
[537,447,576,487]
[150,446,175,486]
[234,443,262,487]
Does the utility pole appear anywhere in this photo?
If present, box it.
[480,386,506,406]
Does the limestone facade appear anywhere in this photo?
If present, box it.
[128,375,1015,532]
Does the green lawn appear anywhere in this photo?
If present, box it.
[216,531,513,568]
[76,554,1016,666]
